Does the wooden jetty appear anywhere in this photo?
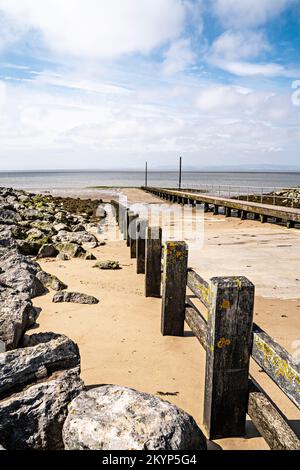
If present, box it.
[142,186,300,228]
[111,199,300,450]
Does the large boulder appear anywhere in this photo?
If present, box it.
[53,291,99,305]
[37,244,59,259]
[0,367,83,450]
[0,267,46,298]
[0,249,40,275]
[0,332,80,398]
[36,271,67,291]
[63,385,207,450]
[0,288,37,350]
[53,231,98,248]
[55,242,86,258]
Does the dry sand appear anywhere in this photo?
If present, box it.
[31,188,300,450]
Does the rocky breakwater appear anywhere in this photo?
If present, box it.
[0,187,207,450]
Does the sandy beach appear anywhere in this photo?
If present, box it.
[29,188,300,450]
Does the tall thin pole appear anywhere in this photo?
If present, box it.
[145,161,148,187]
[179,156,182,190]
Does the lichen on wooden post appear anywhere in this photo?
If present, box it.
[203,276,255,439]
[161,241,188,336]
[145,226,162,298]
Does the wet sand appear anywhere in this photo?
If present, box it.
[31,188,300,450]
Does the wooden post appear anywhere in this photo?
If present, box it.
[213,205,219,215]
[145,227,162,297]
[204,203,209,213]
[260,214,267,224]
[225,207,231,218]
[128,214,138,258]
[203,276,254,439]
[136,219,148,274]
[161,241,188,336]
[240,210,247,220]
[287,220,295,229]
[126,210,132,246]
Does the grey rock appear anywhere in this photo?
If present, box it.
[36,271,67,291]
[0,288,37,350]
[16,239,41,256]
[63,385,207,450]
[54,230,98,248]
[37,244,59,259]
[55,242,86,258]
[0,249,40,275]
[93,260,121,270]
[56,252,70,261]
[0,332,80,398]
[53,291,99,305]
[84,252,97,260]
[72,224,86,232]
[53,223,70,233]
[0,367,83,450]
[0,267,46,298]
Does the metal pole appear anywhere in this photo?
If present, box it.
[145,161,148,188]
[179,156,182,190]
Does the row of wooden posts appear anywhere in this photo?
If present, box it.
[111,199,300,450]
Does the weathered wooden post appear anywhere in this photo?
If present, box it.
[136,219,148,274]
[161,241,188,336]
[204,202,209,213]
[213,205,219,215]
[145,226,162,297]
[225,207,231,217]
[128,213,138,258]
[203,276,254,439]
[126,210,132,246]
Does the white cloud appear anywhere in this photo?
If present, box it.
[195,85,268,112]
[212,60,300,77]
[210,30,270,61]
[162,38,196,75]
[212,0,292,28]
[0,0,186,58]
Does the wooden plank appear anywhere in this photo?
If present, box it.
[187,269,210,309]
[252,324,300,410]
[161,241,188,336]
[145,226,162,298]
[203,276,255,439]
[136,219,148,274]
[185,303,300,450]
[248,378,300,450]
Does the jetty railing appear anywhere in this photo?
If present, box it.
[110,199,300,450]
[142,186,300,229]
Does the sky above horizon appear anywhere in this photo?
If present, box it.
[0,0,300,170]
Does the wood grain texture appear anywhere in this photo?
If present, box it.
[161,241,188,336]
[145,226,162,298]
[136,219,148,274]
[203,276,255,439]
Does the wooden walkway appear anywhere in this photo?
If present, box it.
[142,187,300,228]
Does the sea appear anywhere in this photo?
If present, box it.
[0,170,299,196]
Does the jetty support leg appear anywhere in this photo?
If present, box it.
[136,219,148,274]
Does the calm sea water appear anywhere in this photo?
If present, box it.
[0,170,299,194]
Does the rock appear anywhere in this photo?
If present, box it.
[54,230,98,248]
[93,260,121,270]
[36,271,67,291]
[56,252,70,261]
[0,288,37,350]
[21,208,41,220]
[0,444,5,450]
[72,224,86,232]
[0,267,46,298]
[53,223,70,233]
[0,367,83,450]
[63,385,207,450]
[16,239,41,256]
[0,332,80,398]
[53,291,99,305]
[55,242,86,258]
[37,244,59,259]
[0,249,40,275]
[84,252,97,260]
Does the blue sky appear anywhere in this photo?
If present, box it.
[0,0,299,170]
